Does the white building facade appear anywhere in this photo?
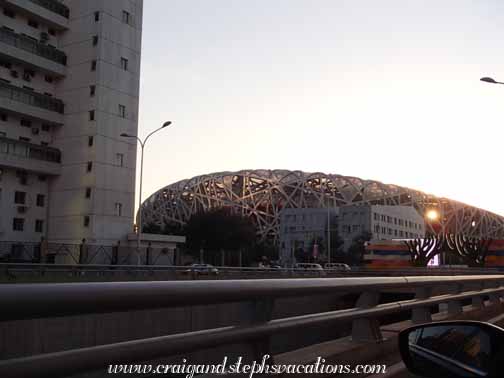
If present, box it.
[279,205,425,263]
[339,204,425,249]
[0,0,143,245]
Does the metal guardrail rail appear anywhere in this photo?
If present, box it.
[1,275,504,377]
[0,27,67,65]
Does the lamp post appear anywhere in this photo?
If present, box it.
[121,121,172,264]
[480,77,504,85]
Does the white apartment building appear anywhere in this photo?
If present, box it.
[339,204,425,249]
[0,0,143,245]
[279,207,339,265]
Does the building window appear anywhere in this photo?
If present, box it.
[394,217,397,225]
[36,194,45,207]
[394,229,398,237]
[28,19,39,28]
[120,57,128,71]
[38,175,47,182]
[41,124,50,132]
[388,228,392,235]
[115,202,122,216]
[87,162,93,172]
[13,218,24,231]
[116,153,124,167]
[83,216,90,227]
[44,75,53,83]
[20,119,32,127]
[122,10,130,24]
[373,213,379,221]
[90,85,96,97]
[3,8,15,18]
[94,11,100,21]
[0,113,7,122]
[14,191,26,204]
[40,141,48,146]
[91,60,97,71]
[118,104,126,118]
[399,230,404,237]
[19,137,30,142]
[89,110,95,121]
[92,35,98,46]
[85,187,92,198]
[48,28,56,36]
[35,220,44,233]
[88,136,94,147]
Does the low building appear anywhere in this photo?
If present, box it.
[279,207,339,265]
[278,205,425,264]
[339,205,425,249]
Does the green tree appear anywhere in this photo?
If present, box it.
[185,208,257,265]
[347,231,373,266]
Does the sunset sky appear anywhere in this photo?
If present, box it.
[137,0,504,216]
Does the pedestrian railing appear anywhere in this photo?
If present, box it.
[1,275,504,377]
[0,81,64,113]
[0,27,67,65]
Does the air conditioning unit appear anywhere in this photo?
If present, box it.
[10,70,18,78]
[32,128,39,135]
[17,206,27,214]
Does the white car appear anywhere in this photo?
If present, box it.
[324,263,351,271]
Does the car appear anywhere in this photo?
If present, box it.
[324,263,351,271]
[294,263,326,275]
[183,264,219,275]
[399,320,504,378]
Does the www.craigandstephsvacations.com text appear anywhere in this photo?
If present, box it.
[107,355,387,377]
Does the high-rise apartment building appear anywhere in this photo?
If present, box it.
[0,0,143,245]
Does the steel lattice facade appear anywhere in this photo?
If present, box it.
[141,170,504,243]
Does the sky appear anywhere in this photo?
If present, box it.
[137,0,504,216]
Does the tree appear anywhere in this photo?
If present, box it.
[347,231,372,265]
[445,234,492,267]
[185,208,257,265]
[404,236,444,267]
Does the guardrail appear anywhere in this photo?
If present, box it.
[1,262,503,280]
[1,275,504,377]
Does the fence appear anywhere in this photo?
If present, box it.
[0,241,175,266]
[0,275,503,377]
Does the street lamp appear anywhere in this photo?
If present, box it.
[121,120,172,264]
[480,77,504,85]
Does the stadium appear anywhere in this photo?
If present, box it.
[141,170,504,243]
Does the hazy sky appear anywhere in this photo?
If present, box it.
[137,0,504,216]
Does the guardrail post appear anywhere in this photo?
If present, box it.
[412,287,432,323]
[447,284,462,315]
[482,281,501,305]
[351,291,383,342]
[470,282,485,309]
[239,299,275,359]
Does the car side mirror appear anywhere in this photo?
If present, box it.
[399,321,504,378]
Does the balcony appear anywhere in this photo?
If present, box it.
[0,81,64,124]
[4,0,69,30]
[0,27,66,64]
[0,136,61,175]
[29,0,69,18]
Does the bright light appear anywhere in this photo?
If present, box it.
[426,209,440,221]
